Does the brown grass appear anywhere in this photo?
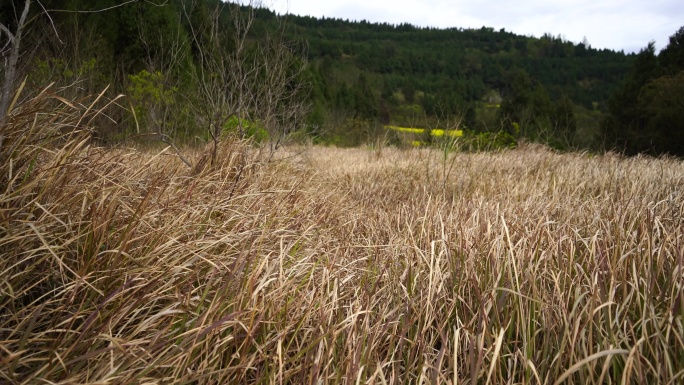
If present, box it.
[2,91,684,384]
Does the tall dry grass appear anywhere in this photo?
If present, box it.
[1,91,683,383]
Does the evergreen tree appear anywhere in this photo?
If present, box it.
[637,72,684,154]
[659,26,684,75]
[602,42,660,154]
[603,26,684,156]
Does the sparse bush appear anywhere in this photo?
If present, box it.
[222,115,269,143]
[457,129,517,151]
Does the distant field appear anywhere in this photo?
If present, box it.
[386,125,464,137]
[386,125,464,147]
[3,112,684,383]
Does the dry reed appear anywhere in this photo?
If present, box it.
[1,92,683,384]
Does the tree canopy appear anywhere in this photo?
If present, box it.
[4,1,683,154]
[602,27,684,156]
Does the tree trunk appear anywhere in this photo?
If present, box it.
[0,0,31,121]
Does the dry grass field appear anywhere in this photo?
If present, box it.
[2,93,684,384]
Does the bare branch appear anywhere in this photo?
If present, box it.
[0,23,15,42]
[0,0,32,120]
[180,0,307,163]
[35,0,63,44]
[159,134,192,168]
[46,0,168,14]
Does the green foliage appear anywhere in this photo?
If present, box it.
[127,70,176,106]
[421,125,434,145]
[546,95,579,149]
[222,116,269,143]
[603,27,684,156]
[126,70,177,133]
[462,130,517,151]
[305,103,327,140]
[497,68,567,146]
[637,71,684,154]
[659,26,684,75]
[13,0,642,151]
[323,117,377,147]
[288,13,633,149]
[551,95,577,134]
[33,58,97,82]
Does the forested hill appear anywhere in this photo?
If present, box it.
[256,8,636,148]
[6,0,680,153]
[288,13,632,110]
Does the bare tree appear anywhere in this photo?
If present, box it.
[252,25,308,155]
[0,0,32,121]
[182,0,307,165]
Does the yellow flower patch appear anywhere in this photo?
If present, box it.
[386,125,463,138]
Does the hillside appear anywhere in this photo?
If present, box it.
[1,0,636,149]
[271,10,635,147]
[286,13,632,111]
[3,1,683,154]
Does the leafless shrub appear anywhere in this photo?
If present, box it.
[183,0,307,166]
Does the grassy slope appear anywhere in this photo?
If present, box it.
[2,94,684,383]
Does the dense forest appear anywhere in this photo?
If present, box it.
[286,12,633,148]
[1,0,683,154]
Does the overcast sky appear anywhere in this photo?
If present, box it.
[263,0,683,53]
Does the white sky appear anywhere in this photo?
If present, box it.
[262,0,683,53]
